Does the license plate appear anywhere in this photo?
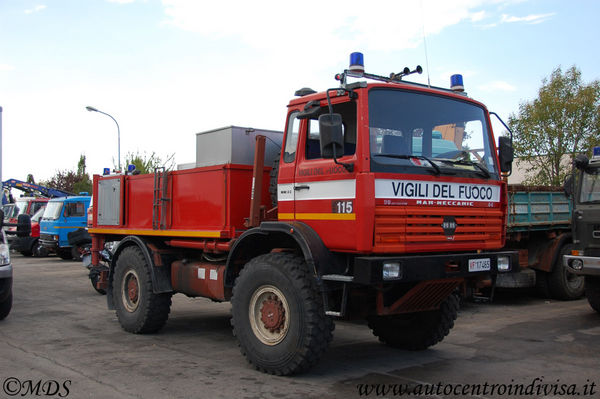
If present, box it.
[468,258,491,272]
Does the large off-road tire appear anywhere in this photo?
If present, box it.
[585,276,600,314]
[0,292,12,320]
[112,246,172,333]
[368,294,459,350]
[548,243,585,300]
[231,253,333,375]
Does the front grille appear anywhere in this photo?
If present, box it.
[40,234,56,242]
[374,206,504,253]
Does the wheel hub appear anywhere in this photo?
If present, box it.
[121,270,141,312]
[127,277,139,303]
[260,295,285,333]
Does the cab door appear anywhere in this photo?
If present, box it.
[292,101,358,251]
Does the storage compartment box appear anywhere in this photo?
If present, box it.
[196,126,282,168]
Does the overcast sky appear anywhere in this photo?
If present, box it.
[1,0,599,182]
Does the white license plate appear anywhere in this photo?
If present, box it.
[468,258,491,272]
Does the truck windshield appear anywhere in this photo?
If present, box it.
[368,88,498,177]
[580,168,600,203]
[15,200,28,216]
[42,202,64,221]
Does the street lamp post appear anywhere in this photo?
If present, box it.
[85,106,121,172]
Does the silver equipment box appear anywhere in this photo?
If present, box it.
[195,126,283,168]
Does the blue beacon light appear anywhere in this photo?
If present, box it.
[349,52,364,73]
[593,146,600,158]
[450,74,464,92]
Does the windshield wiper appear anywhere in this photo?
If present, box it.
[437,159,491,178]
[374,154,441,175]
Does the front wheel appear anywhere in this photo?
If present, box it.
[548,243,585,300]
[368,294,459,350]
[585,276,600,313]
[112,246,172,333]
[231,253,333,375]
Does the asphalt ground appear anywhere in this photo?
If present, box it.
[1,254,599,399]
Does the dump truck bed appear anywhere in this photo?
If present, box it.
[507,185,571,233]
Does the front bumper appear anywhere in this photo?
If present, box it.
[352,250,519,284]
[0,263,12,279]
[40,234,59,250]
[564,255,600,276]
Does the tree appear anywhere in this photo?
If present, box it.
[508,66,600,186]
[122,151,175,175]
[42,154,92,194]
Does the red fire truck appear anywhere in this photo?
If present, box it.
[89,53,517,375]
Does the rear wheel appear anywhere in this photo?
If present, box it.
[112,246,172,333]
[368,294,459,350]
[548,243,584,300]
[585,276,600,313]
[231,253,333,375]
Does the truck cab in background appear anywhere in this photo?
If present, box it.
[564,147,600,312]
[40,196,91,260]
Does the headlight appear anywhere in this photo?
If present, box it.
[0,243,10,266]
[497,256,510,272]
[570,259,584,271]
[383,262,402,279]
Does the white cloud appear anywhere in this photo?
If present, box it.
[159,0,490,56]
[500,12,555,24]
[24,5,46,14]
[106,0,137,3]
[478,80,517,92]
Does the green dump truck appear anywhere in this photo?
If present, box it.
[497,185,584,300]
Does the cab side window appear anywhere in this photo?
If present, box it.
[283,111,301,163]
[306,102,357,160]
[64,202,85,217]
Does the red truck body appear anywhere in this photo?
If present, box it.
[89,57,517,375]
[92,164,271,239]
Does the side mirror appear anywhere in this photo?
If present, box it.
[563,174,574,198]
[498,136,514,174]
[16,214,31,238]
[319,113,344,159]
[574,154,589,170]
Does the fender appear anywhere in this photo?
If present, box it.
[107,236,173,309]
[224,221,344,288]
[534,233,572,273]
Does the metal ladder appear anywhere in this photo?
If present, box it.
[152,167,170,230]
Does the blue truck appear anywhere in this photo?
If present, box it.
[40,195,91,260]
[495,186,583,299]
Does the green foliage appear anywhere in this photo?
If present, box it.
[122,151,175,175]
[41,154,92,195]
[508,66,600,186]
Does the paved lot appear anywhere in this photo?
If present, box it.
[1,254,599,399]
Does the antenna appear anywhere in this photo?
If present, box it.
[420,0,431,87]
